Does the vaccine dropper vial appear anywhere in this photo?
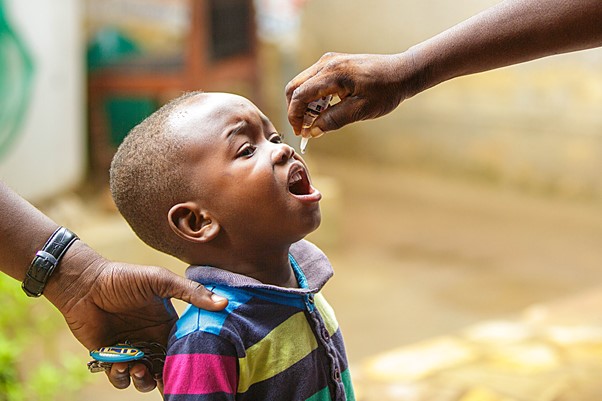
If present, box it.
[300,95,332,154]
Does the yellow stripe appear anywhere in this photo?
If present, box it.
[238,311,318,393]
[315,293,339,336]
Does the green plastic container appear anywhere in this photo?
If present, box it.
[0,0,34,161]
[105,97,157,147]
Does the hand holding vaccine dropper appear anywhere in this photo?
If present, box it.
[300,95,332,154]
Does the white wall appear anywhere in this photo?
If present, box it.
[0,0,84,202]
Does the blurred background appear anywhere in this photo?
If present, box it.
[1,0,602,400]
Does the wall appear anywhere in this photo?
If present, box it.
[292,0,602,198]
[0,0,84,202]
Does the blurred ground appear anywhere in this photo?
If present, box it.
[41,155,602,401]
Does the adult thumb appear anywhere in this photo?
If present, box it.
[157,270,228,311]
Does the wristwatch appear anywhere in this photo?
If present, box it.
[22,226,79,297]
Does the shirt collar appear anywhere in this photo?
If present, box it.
[185,240,334,295]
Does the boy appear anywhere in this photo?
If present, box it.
[110,91,355,400]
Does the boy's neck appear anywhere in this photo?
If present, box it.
[188,243,299,288]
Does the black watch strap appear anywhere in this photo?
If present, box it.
[22,226,79,297]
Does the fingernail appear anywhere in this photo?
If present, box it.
[133,370,145,379]
[309,126,324,138]
[211,293,225,303]
[117,366,127,374]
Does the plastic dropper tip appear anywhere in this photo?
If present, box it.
[300,137,309,154]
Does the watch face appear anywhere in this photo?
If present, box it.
[90,344,145,363]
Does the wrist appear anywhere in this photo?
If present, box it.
[22,227,79,297]
[399,43,442,99]
[43,240,106,312]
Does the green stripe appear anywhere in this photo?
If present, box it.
[305,369,355,401]
[314,293,339,335]
[342,368,356,400]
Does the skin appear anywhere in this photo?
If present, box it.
[164,93,322,288]
[285,0,602,137]
[0,180,228,392]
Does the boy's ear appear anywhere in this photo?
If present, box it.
[168,202,220,243]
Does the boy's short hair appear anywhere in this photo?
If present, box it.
[110,91,202,257]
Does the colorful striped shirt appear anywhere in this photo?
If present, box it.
[163,240,355,401]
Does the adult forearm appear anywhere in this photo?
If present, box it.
[0,180,59,281]
[0,180,228,393]
[286,0,602,135]
[409,0,602,95]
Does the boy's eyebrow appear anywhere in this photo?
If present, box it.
[225,121,247,140]
[225,114,273,141]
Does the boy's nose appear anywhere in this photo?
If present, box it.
[273,143,295,164]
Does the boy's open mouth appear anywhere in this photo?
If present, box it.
[288,166,311,195]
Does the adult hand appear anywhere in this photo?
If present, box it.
[285,52,417,138]
[2,176,228,394]
[44,241,228,393]
[286,0,602,140]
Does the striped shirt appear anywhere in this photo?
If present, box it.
[163,240,355,401]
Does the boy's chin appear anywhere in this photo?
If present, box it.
[286,210,321,243]
[301,217,322,238]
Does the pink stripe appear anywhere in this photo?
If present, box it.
[163,354,237,395]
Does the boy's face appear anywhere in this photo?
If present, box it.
[168,93,321,246]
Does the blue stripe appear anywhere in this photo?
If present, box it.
[245,287,306,308]
[289,254,309,288]
[175,257,311,339]
[174,286,253,339]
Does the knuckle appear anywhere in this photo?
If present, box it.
[353,101,371,121]
[337,74,355,92]
[320,51,338,61]
[290,86,303,103]
[322,112,342,131]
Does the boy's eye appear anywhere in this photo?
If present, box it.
[270,133,283,144]
[237,144,256,157]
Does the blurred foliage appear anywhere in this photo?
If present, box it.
[0,274,91,401]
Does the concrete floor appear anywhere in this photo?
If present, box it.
[49,155,602,400]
